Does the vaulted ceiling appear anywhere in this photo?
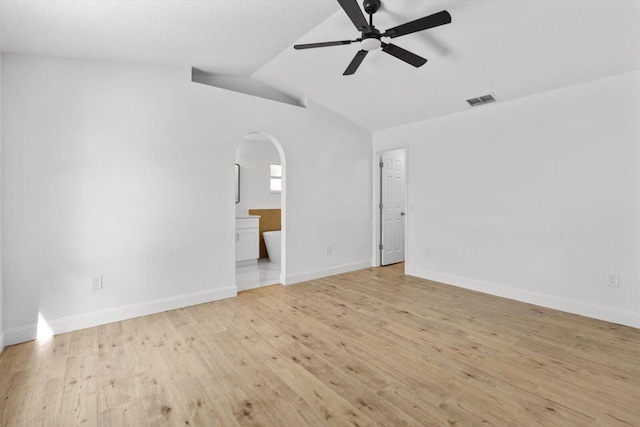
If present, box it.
[1,0,638,130]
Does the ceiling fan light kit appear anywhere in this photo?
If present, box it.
[293,0,451,75]
[360,37,381,51]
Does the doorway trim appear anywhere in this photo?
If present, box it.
[238,131,287,285]
[371,143,409,268]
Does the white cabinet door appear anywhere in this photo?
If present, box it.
[236,229,259,261]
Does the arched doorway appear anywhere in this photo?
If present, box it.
[234,131,286,290]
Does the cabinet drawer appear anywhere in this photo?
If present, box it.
[236,217,260,229]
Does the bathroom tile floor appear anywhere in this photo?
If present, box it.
[236,258,281,292]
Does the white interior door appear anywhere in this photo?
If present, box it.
[380,149,405,266]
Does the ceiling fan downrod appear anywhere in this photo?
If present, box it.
[363,0,380,27]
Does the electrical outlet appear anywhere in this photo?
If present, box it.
[326,245,332,255]
[607,273,619,288]
[91,275,103,290]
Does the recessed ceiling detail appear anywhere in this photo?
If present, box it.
[191,68,304,108]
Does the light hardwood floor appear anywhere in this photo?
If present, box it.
[1,263,639,426]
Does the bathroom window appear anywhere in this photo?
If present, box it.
[270,164,281,193]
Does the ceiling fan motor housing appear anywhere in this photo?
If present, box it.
[362,0,381,15]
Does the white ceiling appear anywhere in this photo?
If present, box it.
[1,1,639,130]
[0,0,340,76]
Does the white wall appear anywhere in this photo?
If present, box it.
[375,71,640,327]
[0,53,4,352]
[235,138,281,217]
[1,54,372,345]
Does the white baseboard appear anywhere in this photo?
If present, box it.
[4,285,237,346]
[0,331,4,354]
[285,260,371,285]
[406,266,640,329]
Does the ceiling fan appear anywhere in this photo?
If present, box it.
[294,0,451,75]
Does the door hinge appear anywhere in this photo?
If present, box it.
[379,244,383,250]
[379,161,384,168]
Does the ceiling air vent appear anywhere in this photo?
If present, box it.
[466,93,497,107]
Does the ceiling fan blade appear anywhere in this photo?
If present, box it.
[338,0,369,31]
[294,40,354,50]
[383,10,451,38]
[343,50,368,75]
[381,43,427,67]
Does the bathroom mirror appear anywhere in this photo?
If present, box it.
[235,164,240,203]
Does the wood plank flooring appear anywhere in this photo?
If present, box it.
[1,263,639,426]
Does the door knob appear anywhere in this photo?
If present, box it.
[400,212,406,216]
